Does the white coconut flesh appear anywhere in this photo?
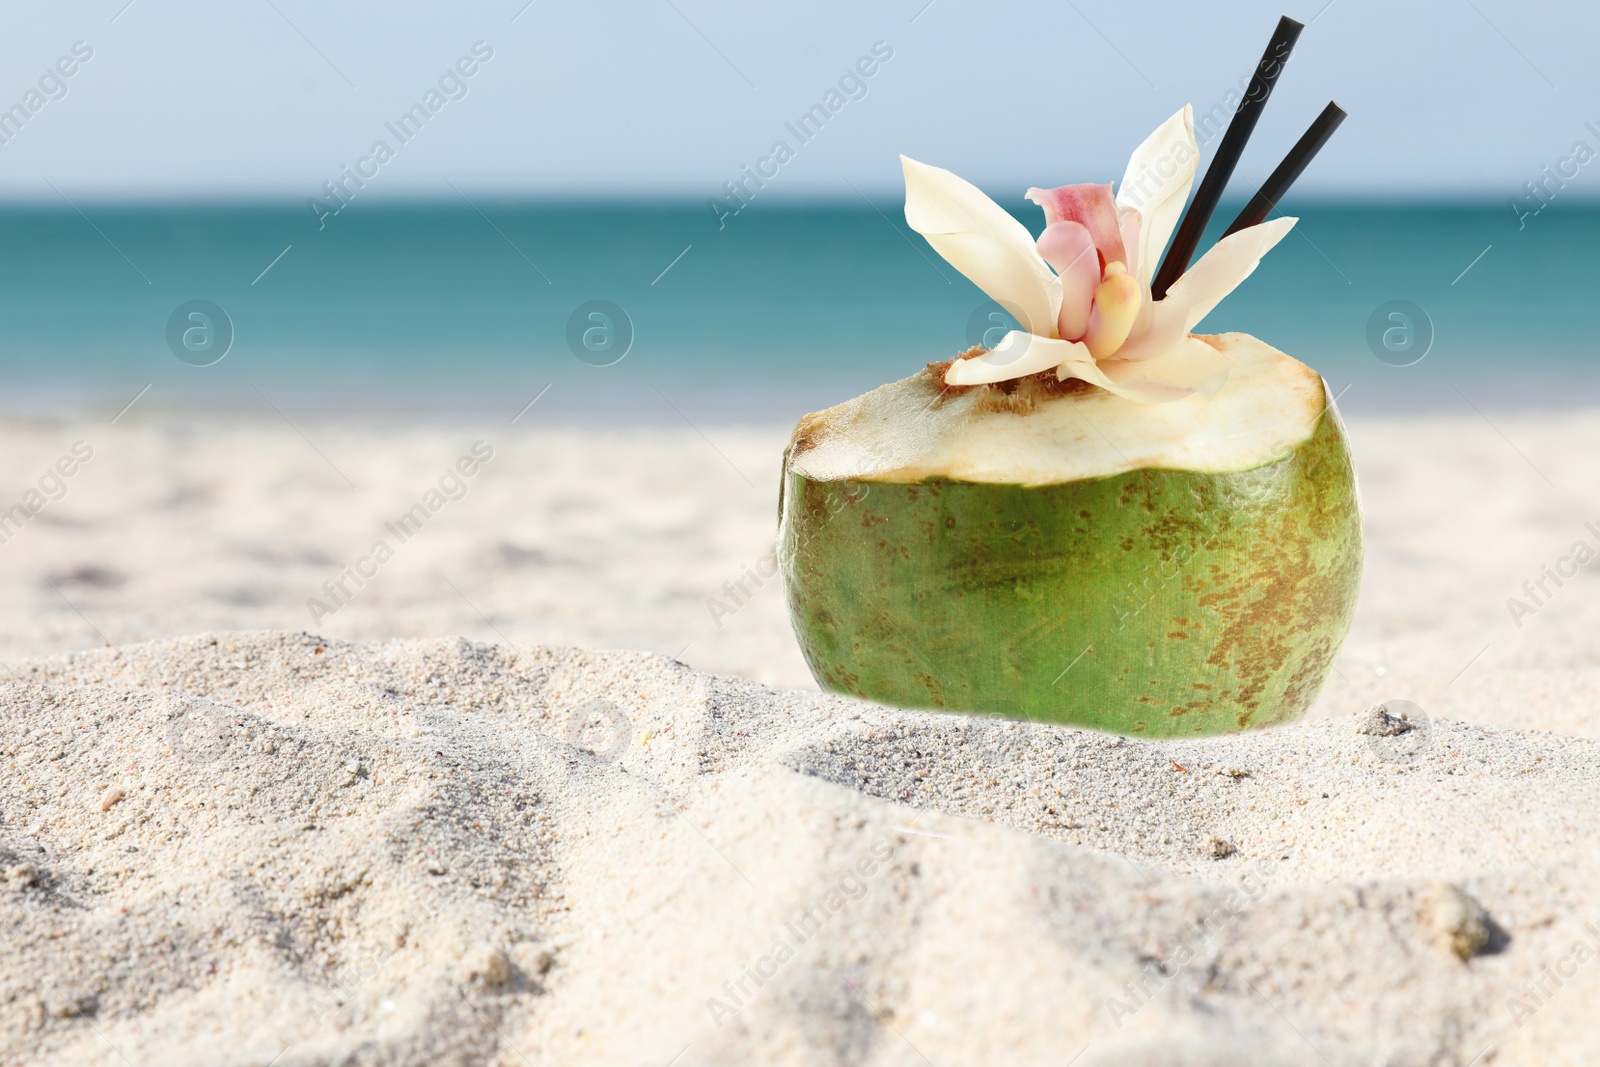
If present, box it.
[788,333,1330,487]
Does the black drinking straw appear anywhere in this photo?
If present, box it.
[1221,102,1347,238]
[1150,15,1304,300]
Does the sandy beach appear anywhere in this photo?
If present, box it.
[3,405,1600,1064]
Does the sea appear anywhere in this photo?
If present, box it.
[0,196,1594,423]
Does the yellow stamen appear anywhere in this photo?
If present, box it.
[1085,262,1142,360]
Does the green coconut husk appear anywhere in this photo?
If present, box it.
[778,333,1362,737]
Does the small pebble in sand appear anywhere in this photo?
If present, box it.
[1357,703,1417,737]
[1422,882,1491,960]
[1202,835,1236,859]
[99,787,126,812]
[461,946,512,987]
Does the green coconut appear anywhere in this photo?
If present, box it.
[777,333,1362,737]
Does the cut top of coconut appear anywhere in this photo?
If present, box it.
[787,333,1329,486]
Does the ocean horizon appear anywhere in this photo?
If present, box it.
[2,196,1592,423]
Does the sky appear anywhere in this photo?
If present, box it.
[0,0,1595,203]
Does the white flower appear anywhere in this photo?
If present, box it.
[902,105,1296,403]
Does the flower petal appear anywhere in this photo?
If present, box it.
[1036,221,1099,341]
[1111,295,1188,363]
[944,331,1090,387]
[1058,335,1230,403]
[1117,207,1142,278]
[1163,216,1297,331]
[1101,336,1231,399]
[903,156,1061,336]
[1112,216,1297,362]
[1026,183,1126,266]
[1115,105,1198,287]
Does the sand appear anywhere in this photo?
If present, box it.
[2,406,1600,1064]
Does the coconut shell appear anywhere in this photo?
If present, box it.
[778,340,1362,737]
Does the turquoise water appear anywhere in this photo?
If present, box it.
[0,197,1594,421]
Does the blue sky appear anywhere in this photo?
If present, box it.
[0,0,1594,201]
